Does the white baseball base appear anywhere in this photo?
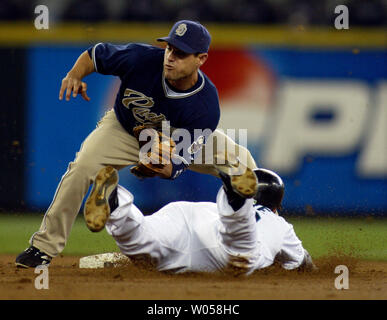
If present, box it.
[79,252,130,269]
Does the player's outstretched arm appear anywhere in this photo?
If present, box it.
[59,50,94,102]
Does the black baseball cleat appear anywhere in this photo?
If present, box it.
[84,166,119,232]
[108,185,119,213]
[15,246,52,268]
[215,162,258,211]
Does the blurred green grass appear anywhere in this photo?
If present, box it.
[0,213,118,256]
[0,213,386,260]
[288,216,387,261]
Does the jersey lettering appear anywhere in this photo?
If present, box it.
[122,88,166,125]
[122,88,154,108]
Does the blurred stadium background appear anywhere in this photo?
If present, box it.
[0,0,386,220]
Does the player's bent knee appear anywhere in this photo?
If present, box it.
[68,160,103,180]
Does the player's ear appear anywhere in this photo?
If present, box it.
[197,53,208,67]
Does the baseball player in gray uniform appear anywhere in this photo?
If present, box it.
[15,20,257,268]
[80,165,316,274]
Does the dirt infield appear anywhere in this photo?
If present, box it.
[0,254,386,300]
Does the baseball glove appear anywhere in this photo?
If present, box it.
[131,125,176,179]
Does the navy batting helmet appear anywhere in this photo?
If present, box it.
[253,168,284,211]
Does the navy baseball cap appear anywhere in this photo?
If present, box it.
[157,20,211,54]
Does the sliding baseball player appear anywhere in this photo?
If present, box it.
[82,165,316,274]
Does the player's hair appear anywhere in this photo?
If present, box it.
[253,168,284,211]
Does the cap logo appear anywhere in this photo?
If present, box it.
[175,23,187,36]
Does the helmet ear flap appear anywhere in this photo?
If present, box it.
[253,169,284,211]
